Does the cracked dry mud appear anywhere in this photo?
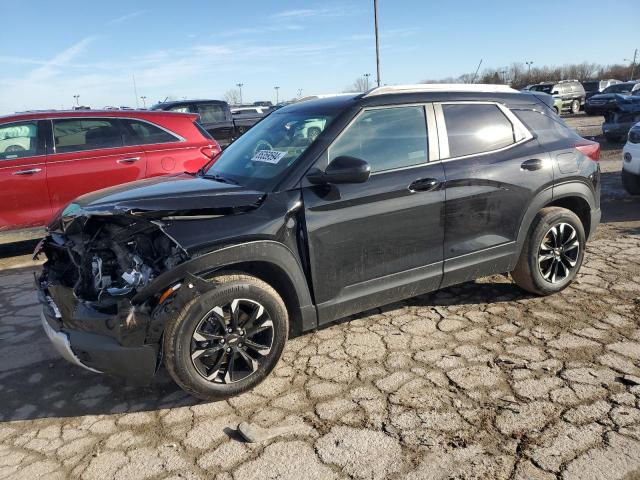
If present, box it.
[1,119,639,479]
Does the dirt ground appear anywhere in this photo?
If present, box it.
[0,114,638,480]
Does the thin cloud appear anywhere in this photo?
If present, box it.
[27,37,95,82]
[110,10,146,24]
[270,5,359,20]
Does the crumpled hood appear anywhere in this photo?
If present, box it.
[51,173,266,231]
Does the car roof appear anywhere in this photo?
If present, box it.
[0,109,198,123]
[152,99,227,108]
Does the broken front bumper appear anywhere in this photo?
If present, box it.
[38,284,159,384]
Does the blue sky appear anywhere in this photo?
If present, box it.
[1,0,637,113]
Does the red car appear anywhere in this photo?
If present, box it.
[0,110,221,231]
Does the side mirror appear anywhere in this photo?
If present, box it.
[307,156,371,185]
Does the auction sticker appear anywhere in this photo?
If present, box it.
[251,150,287,164]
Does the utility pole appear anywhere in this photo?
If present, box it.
[625,49,638,80]
[471,59,482,83]
[526,61,534,76]
[274,86,280,104]
[364,73,371,90]
[132,74,139,108]
[373,0,381,87]
[140,96,147,108]
[236,83,244,105]
[73,94,80,106]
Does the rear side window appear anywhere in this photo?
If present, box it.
[329,106,428,172]
[121,119,181,145]
[512,109,580,143]
[0,121,39,160]
[442,104,515,158]
[197,104,226,123]
[53,118,123,153]
[169,106,190,113]
[193,122,214,140]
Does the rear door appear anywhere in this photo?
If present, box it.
[0,120,51,229]
[46,117,147,212]
[302,104,445,324]
[435,102,552,287]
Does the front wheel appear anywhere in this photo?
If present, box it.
[570,100,580,114]
[622,169,640,195]
[163,273,289,400]
[511,207,585,296]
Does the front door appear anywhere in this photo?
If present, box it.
[0,120,51,230]
[435,102,554,287]
[46,117,147,212]
[302,104,445,324]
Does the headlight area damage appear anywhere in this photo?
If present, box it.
[35,210,197,383]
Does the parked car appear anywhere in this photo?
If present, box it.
[230,106,271,134]
[584,81,639,116]
[582,79,621,100]
[37,84,601,400]
[0,110,220,231]
[528,80,586,114]
[622,122,640,194]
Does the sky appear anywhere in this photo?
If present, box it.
[1,0,638,113]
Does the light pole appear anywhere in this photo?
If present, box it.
[140,96,147,108]
[73,94,80,106]
[525,61,534,76]
[624,49,638,80]
[236,83,244,105]
[274,86,280,104]
[373,0,381,87]
[364,73,371,91]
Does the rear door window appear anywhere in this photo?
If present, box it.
[121,119,181,145]
[0,121,39,160]
[441,104,516,158]
[329,106,428,172]
[197,104,226,123]
[53,118,124,153]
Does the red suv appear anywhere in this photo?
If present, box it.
[0,110,220,231]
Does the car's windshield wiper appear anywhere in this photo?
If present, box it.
[202,173,240,185]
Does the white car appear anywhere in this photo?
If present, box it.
[622,121,640,195]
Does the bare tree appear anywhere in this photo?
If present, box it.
[223,88,241,106]
[343,77,370,93]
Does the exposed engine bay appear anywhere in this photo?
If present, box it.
[41,215,187,302]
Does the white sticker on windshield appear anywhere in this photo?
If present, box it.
[251,150,287,164]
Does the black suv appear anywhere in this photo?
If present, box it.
[529,80,586,114]
[37,85,601,400]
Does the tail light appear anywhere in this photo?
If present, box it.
[574,141,600,161]
[200,143,221,161]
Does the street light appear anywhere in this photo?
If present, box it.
[274,86,280,104]
[236,83,244,105]
[140,96,147,108]
[373,0,381,87]
[525,61,534,76]
[73,94,80,107]
[624,49,638,80]
[364,73,371,91]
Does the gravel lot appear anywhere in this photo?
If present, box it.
[0,114,639,480]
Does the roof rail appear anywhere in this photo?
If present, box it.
[363,83,518,97]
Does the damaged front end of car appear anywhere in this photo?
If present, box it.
[35,205,195,383]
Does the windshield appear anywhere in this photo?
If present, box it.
[603,83,634,94]
[204,110,335,190]
[529,84,553,94]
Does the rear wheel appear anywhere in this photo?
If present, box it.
[511,207,585,296]
[622,169,640,195]
[570,100,580,114]
[163,273,289,400]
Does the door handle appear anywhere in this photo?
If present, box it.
[408,178,440,192]
[117,157,140,165]
[521,159,544,171]
[13,168,42,176]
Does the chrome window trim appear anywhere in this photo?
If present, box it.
[327,103,436,176]
[433,101,534,163]
[46,116,186,156]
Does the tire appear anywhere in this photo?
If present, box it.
[163,273,289,401]
[605,134,623,143]
[570,100,580,114]
[511,207,586,296]
[622,169,640,195]
[584,108,593,116]
[553,106,560,115]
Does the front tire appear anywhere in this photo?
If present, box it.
[622,169,640,195]
[511,207,585,296]
[163,273,289,401]
[570,100,580,114]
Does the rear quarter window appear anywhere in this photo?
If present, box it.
[121,119,181,145]
[512,109,580,143]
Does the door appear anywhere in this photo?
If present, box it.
[46,117,147,212]
[302,105,445,324]
[435,102,553,287]
[0,120,51,230]
[195,103,234,148]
